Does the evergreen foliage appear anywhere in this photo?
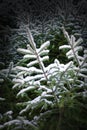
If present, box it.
[0,1,87,130]
[1,26,86,130]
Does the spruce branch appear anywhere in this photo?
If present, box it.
[26,26,49,81]
[61,26,82,66]
[60,27,87,87]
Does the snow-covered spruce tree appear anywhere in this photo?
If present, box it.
[0,64,38,129]
[60,27,87,87]
[11,26,87,129]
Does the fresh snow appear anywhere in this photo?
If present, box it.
[38,41,50,52]
[17,48,33,54]
[59,45,71,49]
[17,86,36,96]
